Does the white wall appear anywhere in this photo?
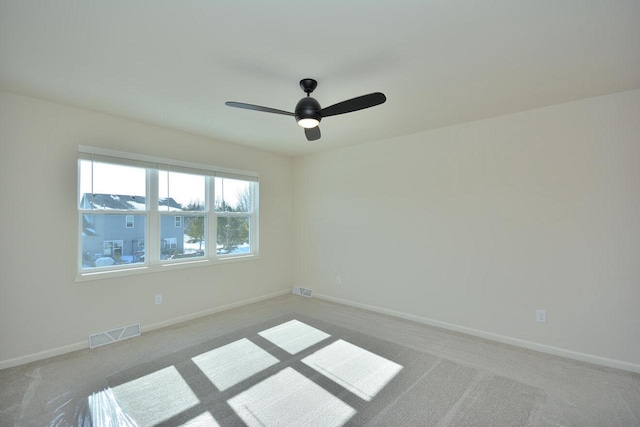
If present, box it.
[0,92,293,365]
[2,89,639,372]
[293,89,640,371]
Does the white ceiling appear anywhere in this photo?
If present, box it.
[1,1,639,157]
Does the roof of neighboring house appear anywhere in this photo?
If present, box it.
[80,193,182,211]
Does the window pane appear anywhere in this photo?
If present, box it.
[159,171,205,212]
[217,216,250,255]
[161,215,205,260]
[79,160,146,210]
[215,178,251,212]
[81,214,146,269]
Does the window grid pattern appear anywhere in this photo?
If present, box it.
[78,150,258,275]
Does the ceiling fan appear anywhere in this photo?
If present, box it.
[225,78,386,141]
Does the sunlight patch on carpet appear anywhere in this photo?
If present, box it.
[110,366,199,425]
[181,411,220,426]
[302,339,403,401]
[192,338,279,391]
[258,319,331,354]
[227,367,356,427]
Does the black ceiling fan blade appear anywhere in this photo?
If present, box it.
[305,126,321,141]
[319,92,386,118]
[225,101,294,116]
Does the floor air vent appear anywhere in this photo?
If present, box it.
[89,323,141,349]
[292,286,313,297]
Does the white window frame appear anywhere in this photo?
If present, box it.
[76,146,259,281]
[175,216,182,227]
[125,215,134,228]
[214,179,257,258]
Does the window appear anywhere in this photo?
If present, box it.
[78,146,258,278]
[159,170,206,261]
[103,240,123,256]
[215,177,253,256]
[162,238,178,250]
[78,161,147,269]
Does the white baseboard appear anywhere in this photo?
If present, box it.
[0,341,88,371]
[314,293,640,374]
[142,288,291,333]
[0,288,291,371]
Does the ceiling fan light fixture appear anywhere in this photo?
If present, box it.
[297,118,320,128]
[295,96,321,129]
[225,78,386,142]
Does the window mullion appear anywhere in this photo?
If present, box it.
[207,175,216,259]
[147,168,159,264]
[252,181,259,256]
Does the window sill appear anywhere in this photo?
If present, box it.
[75,254,260,282]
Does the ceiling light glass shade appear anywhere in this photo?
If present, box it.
[297,118,320,128]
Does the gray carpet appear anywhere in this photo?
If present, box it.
[1,295,638,426]
[44,314,544,426]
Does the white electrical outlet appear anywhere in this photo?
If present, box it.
[536,309,546,323]
[335,276,341,285]
[155,294,162,305]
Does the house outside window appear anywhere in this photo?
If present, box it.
[159,170,206,260]
[78,161,147,269]
[162,238,178,250]
[215,177,253,256]
[77,146,259,279]
[103,240,123,256]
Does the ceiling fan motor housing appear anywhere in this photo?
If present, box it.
[295,97,322,124]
